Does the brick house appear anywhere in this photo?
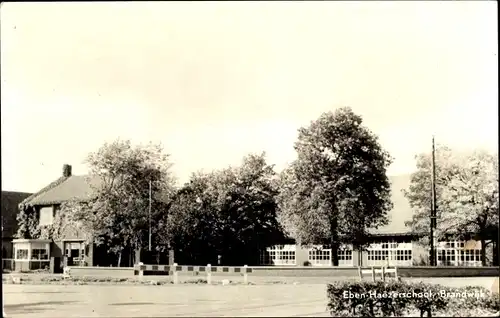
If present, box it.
[15,164,174,271]
[15,165,103,270]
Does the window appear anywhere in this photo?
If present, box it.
[31,249,49,260]
[394,249,412,261]
[459,250,481,266]
[338,248,353,266]
[260,245,296,265]
[16,249,29,260]
[308,247,332,266]
[39,207,54,226]
[367,241,412,266]
[436,240,481,267]
[367,250,389,261]
[307,244,352,266]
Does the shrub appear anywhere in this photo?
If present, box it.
[41,276,63,282]
[327,281,499,317]
[184,279,207,284]
[412,256,429,266]
[303,261,312,266]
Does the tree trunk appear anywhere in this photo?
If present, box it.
[117,250,122,267]
[493,240,499,266]
[135,247,142,265]
[129,247,132,267]
[330,217,339,266]
[168,249,175,265]
[480,239,487,266]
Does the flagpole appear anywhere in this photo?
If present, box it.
[148,180,152,252]
[430,136,437,266]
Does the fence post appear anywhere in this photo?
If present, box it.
[243,265,248,284]
[138,262,144,279]
[358,267,362,280]
[173,263,179,284]
[371,267,375,282]
[207,264,212,285]
[382,267,386,282]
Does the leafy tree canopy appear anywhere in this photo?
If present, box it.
[277,107,393,265]
[57,139,176,263]
[404,147,498,265]
[166,152,285,265]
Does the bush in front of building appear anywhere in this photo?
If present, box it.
[442,285,500,317]
[327,281,500,317]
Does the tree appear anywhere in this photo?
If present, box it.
[277,107,393,266]
[166,153,286,266]
[164,172,216,265]
[57,139,175,266]
[404,147,499,265]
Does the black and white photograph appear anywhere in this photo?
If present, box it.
[1,1,498,317]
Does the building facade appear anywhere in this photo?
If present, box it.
[14,165,105,271]
[259,239,487,267]
[259,175,492,267]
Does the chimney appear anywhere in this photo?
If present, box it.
[62,164,72,177]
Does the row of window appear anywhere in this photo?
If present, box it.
[437,249,481,262]
[367,250,412,261]
[15,248,49,260]
[260,245,354,265]
[434,240,482,266]
[439,241,466,249]
[260,240,484,266]
[266,250,296,261]
[307,249,353,261]
[308,250,331,261]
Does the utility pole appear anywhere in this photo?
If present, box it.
[148,180,152,252]
[430,136,437,266]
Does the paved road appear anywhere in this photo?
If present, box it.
[3,284,331,317]
[3,277,497,317]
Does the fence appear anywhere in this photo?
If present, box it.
[135,263,252,284]
[66,266,134,277]
[57,264,499,283]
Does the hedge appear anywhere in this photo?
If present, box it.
[327,280,500,317]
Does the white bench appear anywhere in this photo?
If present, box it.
[358,266,399,282]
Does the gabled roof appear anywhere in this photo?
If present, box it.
[370,174,413,235]
[20,174,171,208]
[20,175,102,208]
[2,191,32,238]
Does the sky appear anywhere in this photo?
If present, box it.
[1,1,498,193]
